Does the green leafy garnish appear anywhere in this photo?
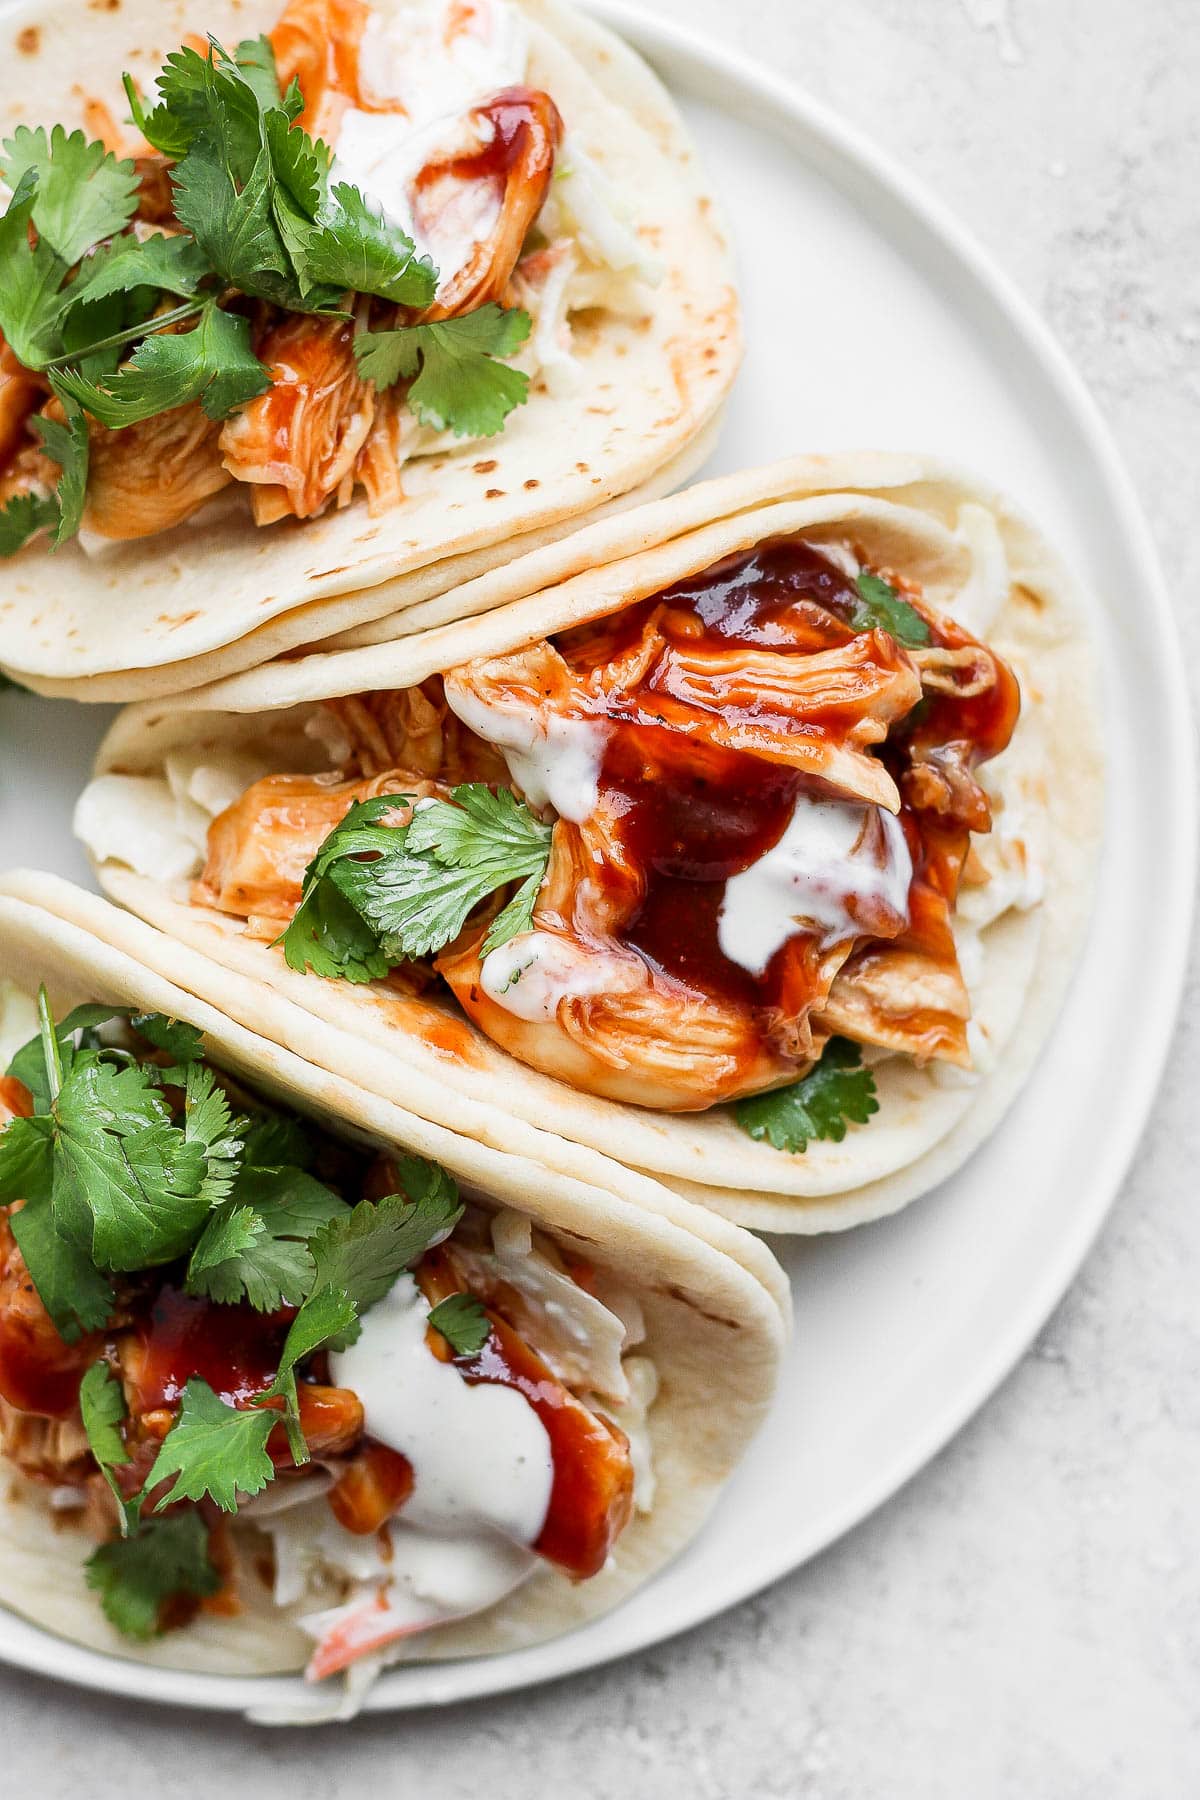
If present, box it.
[0,126,138,265]
[0,493,58,559]
[145,1376,278,1513]
[33,401,89,548]
[280,785,552,982]
[0,993,239,1271]
[850,572,931,649]
[356,304,532,438]
[428,1292,490,1357]
[85,1512,219,1640]
[734,1038,879,1153]
[79,1360,139,1533]
[8,1198,115,1342]
[53,302,271,427]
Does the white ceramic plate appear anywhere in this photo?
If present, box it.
[0,0,1193,1719]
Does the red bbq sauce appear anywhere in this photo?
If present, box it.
[124,1288,288,1414]
[418,1250,633,1580]
[558,540,914,1013]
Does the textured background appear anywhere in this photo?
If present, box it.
[5,1,1199,1793]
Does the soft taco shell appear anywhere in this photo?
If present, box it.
[0,881,787,1700]
[78,452,1103,1232]
[0,0,739,697]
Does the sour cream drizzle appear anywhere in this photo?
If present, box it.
[331,0,529,288]
[330,1274,553,1546]
[444,685,609,823]
[717,793,913,977]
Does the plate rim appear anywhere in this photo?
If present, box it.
[0,0,1194,1719]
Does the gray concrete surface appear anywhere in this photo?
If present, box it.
[4,1,1199,1793]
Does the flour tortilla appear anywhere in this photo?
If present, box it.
[80,452,1104,1232]
[0,884,787,1700]
[0,0,740,697]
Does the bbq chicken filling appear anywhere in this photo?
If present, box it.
[0,0,658,551]
[0,1016,651,1684]
[152,534,1023,1117]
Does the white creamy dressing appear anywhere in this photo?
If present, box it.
[717,793,913,977]
[331,1273,554,1544]
[479,928,615,1020]
[444,684,609,822]
[331,0,529,292]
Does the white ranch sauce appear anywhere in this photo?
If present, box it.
[330,1273,553,1545]
[444,685,609,823]
[479,929,614,1020]
[332,0,529,291]
[717,792,913,977]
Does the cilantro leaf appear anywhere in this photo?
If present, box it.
[33,400,89,548]
[280,871,394,983]
[850,572,931,649]
[428,1292,490,1357]
[306,1179,461,1348]
[8,1195,115,1341]
[129,1011,207,1077]
[277,1285,358,1380]
[53,301,270,427]
[0,169,66,368]
[355,305,532,437]
[0,492,58,559]
[45,1054,238,1272]
[229,36,292,114]
[734,1038,879,1153]
[0,126,138,265]
[185,1202,315,1310]
[145,1376,276,1512]
[299,183,437,307]
[62,233,211,314]
[85,1511,219,1640]
[79,1360,139,1533]
[6,1001,119,1107]
[173,135,302,309]
[278,795,408,982]
[234,1162,349,1237]
[333,784,553,961]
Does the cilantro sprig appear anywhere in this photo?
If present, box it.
[850,571,931,649]
[355,305,532,439]
[86,1512,220,1640]
[428,1292,491,1357]
[281,785,553,983]
[734,1038,879,1153]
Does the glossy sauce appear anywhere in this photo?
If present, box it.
[416,1248,633,1579]
[125,1289,288,1413]
[561,542,917,1012]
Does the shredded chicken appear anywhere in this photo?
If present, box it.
[219,315,376,525]
[84,402,232,540]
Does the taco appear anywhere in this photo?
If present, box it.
[72,452,1102,1232]
[0,880,786,1714]
[0,0,738,700]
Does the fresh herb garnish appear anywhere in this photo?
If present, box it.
[850,571,931,649]
[79,1359,139,1534]
[355,304,532,438]
[281,785,553,982]
[428,1292,490,1357]
[85,1511,220,1640]
[735,1038,879,1153]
